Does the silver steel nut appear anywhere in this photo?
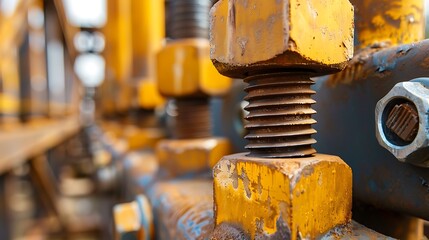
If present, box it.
[375,79,429,167]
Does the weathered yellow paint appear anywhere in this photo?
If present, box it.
[156,138,231,177]
[137,81,165,110]
[113,202,143,240]
[210,0,354,77]
[352,0,424,49]
[157,39,231,97]
[124,125,165,150]
[213,153,352,239]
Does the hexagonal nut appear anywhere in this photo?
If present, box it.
[113,195,153,240]
[210,0,354,78]
[375,80,429,167]
[213,153,352,238]
[113,201,143,240]
[123,125,165,150]
[157,38,231,98]
[156,138,231,177]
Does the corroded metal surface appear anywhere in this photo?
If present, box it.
[244,72,317,158]
[210,0,354,78]
[213,153,352,239]
[313,40,429,219]
[149,179,214,240]
[320,221,394,239]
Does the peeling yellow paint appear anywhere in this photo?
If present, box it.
[213,153,352,239]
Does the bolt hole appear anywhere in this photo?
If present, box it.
[382,98,419,146]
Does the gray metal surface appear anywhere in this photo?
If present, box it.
[313,40,429,220]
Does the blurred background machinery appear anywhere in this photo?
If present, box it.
[1,0,429,239]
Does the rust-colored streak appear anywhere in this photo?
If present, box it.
[386,103,419,143]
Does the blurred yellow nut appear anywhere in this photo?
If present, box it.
[137,80,165,109]
[113,202,143,240]
[156,138,231,177]
[123,125,165,150]
[157,38,231,97]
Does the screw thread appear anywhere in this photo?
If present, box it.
[173,98,212,139]
[169,0,213,39]
[244,72,317,158]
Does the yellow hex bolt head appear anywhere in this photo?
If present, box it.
[210,0,354,78]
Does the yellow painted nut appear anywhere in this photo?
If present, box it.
[113,202,143,240]
[213,153,352,240]
[210,0,354,78]
[136,195,154,240]
[352,0,424,49]
[137,80,165,110]
[123,125,165,150]
[157,38,231,97]
[156,138,231,177]
[113,196,154,240]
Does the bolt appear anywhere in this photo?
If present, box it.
[165,0,215,140]
[244,72,317,158]
[385,102,419,143]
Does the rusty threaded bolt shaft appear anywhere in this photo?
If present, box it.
[244,72,317,158]
[173,98,212,139]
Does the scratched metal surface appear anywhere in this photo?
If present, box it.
[313,39,429,220]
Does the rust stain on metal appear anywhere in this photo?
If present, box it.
[386,103,419,142]
[324,41,429,87]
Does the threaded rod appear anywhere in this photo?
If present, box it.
[244,72,317,158]
[173,98,212,139]
[169,0,213,39]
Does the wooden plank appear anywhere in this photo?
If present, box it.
[0,117,80,174]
